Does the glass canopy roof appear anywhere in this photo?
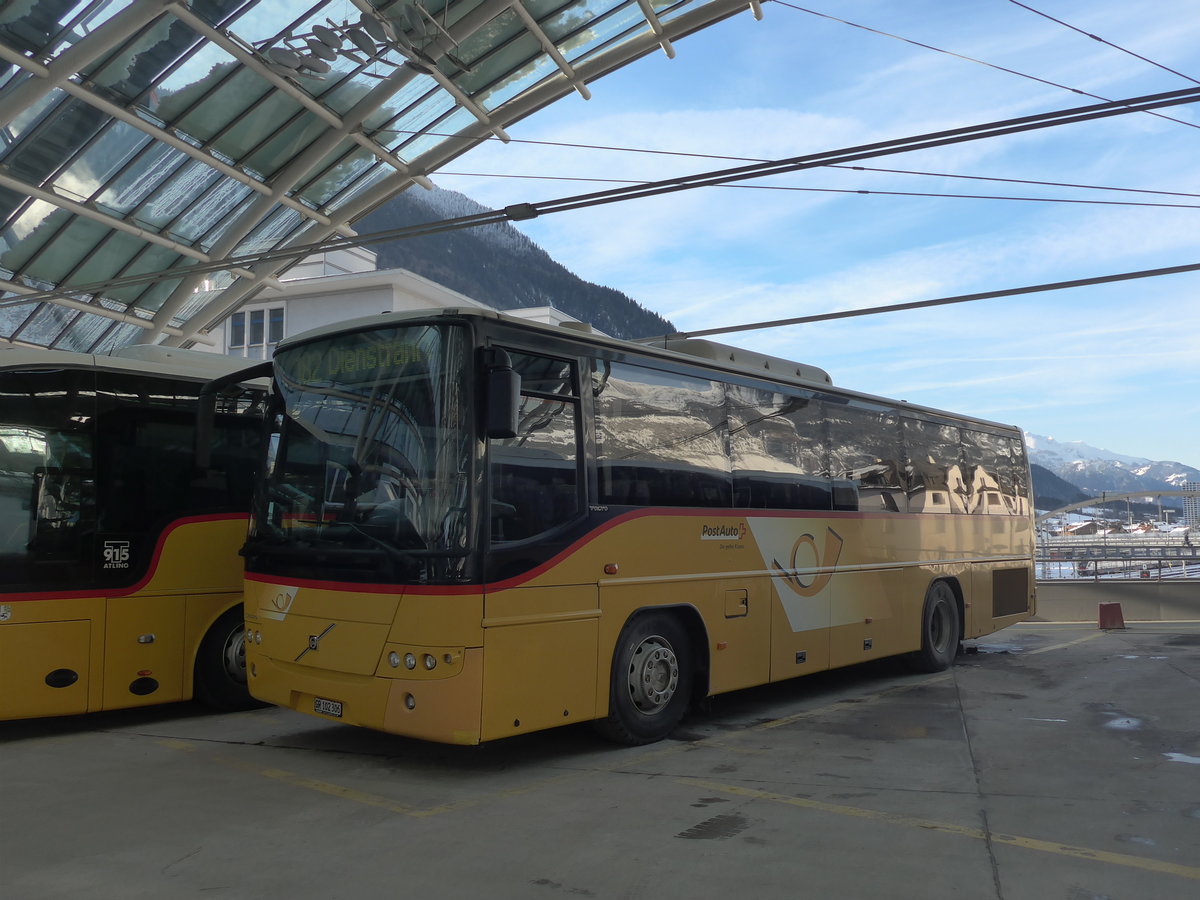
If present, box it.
[0,0,754,351]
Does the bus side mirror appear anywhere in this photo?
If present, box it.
[196,361,273,468]
[484,348,519,439]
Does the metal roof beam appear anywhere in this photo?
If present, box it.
[634,0,676,58]
[508,1,592,100]
[0,0,173,128]
[168,2,435,188]
[0,51,341,233]
[141,46,440,341]
[342,0,510,142]
[0,169,258,275]
[0,277,207,342]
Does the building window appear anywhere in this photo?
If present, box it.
[228,306,284,359]
[229,314,245,349]
[249,310,264,347]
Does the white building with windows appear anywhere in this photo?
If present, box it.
[211,247,484,360]
[205,248,580,360]
[1184,481,1200,531]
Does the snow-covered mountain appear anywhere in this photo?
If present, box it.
[1025,433,1200,507]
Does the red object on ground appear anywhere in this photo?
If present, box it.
[1098,601,1126,630]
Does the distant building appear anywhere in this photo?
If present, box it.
[1184,481,1200,530]
[197,248,586,359]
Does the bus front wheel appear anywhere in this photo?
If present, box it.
[907,580,961,673]
[595,612,692,745]
[193,607,262,711]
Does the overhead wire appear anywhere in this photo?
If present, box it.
[370,3,1200,204]
[4,85,1200,310]
[769,0,1200,131]
[664,260,1200,340]
[1006,0,1200,85]
[439,165,1200,207]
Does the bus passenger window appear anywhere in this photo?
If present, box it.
[962,429,1025,515]
[728,385,832,510]
[0,368,98,589]
[594,360,731,508]
[826,400,906,513]
[489,352,582,543]
[903,418,963,514]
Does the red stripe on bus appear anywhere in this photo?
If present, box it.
[4,513,249,602]
[243,507,910,596]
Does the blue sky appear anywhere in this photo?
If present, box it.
[438,0,1200,467]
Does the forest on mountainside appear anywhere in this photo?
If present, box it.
[357,186,674,341]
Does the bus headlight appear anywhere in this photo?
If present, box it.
[388,651,401,668]
[423,654,437,670]
[404,653,417,670]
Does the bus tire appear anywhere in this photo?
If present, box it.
[907,580,961,673]
[193,607,261,711]
[595,612,692,745]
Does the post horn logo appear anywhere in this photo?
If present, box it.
[771,528,844,597]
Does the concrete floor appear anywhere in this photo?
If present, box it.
[3,621,1199,900]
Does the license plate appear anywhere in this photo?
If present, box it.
[313,697,343,718]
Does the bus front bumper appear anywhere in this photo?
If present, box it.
[246,645,485,745]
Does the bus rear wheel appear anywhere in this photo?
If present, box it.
[907,580,961,673]
[193,607,262,711]
[595,612,692,745]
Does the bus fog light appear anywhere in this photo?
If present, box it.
[404,652,417,670]
[250,663,257,678]
[388,651,401,668]
[423,654,436,670]
[404,693,416,710]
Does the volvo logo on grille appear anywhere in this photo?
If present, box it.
[295,623,336,661]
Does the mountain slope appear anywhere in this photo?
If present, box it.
[1030,463,1090,511]
[357,187,674,340]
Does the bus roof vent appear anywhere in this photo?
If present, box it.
[647,338,832,385]
[559,320,594,333]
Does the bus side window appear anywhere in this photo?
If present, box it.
[0,367,98,589]
[728,385,832,510]
[29,451,96,560]
[827,400,906,513]
[489,351,582,543]
[903,417,963,514]
[593,360,731,508]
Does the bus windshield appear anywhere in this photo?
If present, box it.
[248,324,472,583]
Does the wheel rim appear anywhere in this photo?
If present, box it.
[625,635,680,715]
[929,586,955,654]
[222,625,248,685]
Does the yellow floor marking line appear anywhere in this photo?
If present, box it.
[749,672,952,733]
[156,737,581,818]
[149,637,1111,820]
[681,779,1200,882]
[1026,631,1107,655]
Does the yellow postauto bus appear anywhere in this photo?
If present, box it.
[240,308,1035,745]
[0,344,263,720]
